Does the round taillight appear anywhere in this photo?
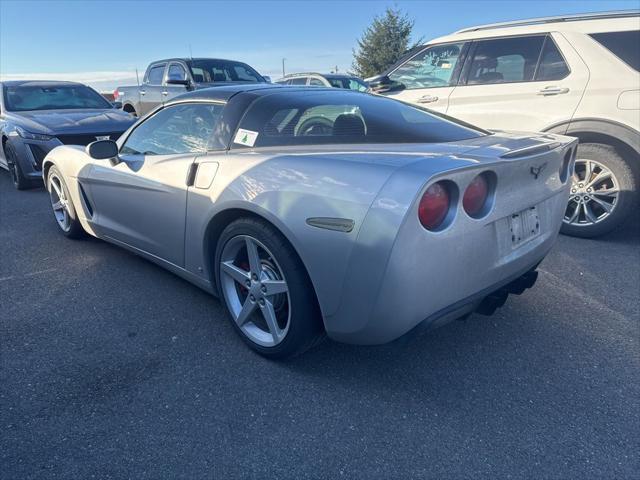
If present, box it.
[418,181,450,230]
[463,174,489,217]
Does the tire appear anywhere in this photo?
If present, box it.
[215,217,324,359]
[123,105,138,117]
[46,166,85,239]
[5,142,32,190]
[561,143,638,238]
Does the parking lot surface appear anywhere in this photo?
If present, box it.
[1,172,638,479]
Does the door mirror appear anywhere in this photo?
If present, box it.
[263,75,272,83]
[367,74,403,93]
[111,101,123,109]
[86,139,118,160]
[166,78,191,86]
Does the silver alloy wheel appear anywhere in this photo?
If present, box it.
[220,235,290,347]
[48,174,71,232]
[563,158,619,227]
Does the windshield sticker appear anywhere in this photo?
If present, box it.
[234,128,259,147]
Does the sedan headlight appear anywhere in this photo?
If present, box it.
[16,126,54,141]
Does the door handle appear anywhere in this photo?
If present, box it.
[417,95,439,104]
[162,91,168,96]
[140,90,146,96]
[538,86,569,96]
[186,163,198,187]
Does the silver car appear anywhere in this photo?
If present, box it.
[42,84,576,358]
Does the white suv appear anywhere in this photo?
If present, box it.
[369,11,639,237]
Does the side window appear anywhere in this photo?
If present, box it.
[309,78,325,86]
[167,64,188,82]
[146,65,166,85]
[121,103,224,155]
[191,67,206,83]
[467,36,545,85]
[389,43,465,89]
[233,65,261,82]
[535,37,570,81]
[590,30,640,72]
[290,77,308,85]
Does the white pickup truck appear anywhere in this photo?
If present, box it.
[114,57,269,117]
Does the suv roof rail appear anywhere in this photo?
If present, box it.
[455,10,639,34]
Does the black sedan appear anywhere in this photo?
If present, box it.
[0,81,136,189]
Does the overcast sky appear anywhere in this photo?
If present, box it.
[0,0,635,91]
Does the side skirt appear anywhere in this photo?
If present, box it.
[102,234,217,296]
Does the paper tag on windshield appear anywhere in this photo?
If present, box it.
[234,129,259,147]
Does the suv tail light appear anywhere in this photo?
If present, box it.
[419,181,451,231]
[113,89,119,100]
[463,174,489,217]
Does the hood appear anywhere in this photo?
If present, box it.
[10,109,136,135]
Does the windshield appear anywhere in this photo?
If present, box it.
[327,77,368,92]
[189,60,265,83]
[234,90,485,148]
[3,84,112,111]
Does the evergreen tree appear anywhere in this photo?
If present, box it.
[352,7,418,78]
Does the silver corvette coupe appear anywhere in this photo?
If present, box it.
[42,84,576,358]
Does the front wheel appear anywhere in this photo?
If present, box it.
[47,166,85,239]
[215,218,324,359]
[561,143,637,238]
[5,143,32,190]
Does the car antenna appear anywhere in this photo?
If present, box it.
[189,44,193,61]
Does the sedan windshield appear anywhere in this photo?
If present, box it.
[189,60,265,83]
[234,90,486,148]
[3,84,112,111]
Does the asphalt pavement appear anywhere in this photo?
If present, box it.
[1,171,638,479]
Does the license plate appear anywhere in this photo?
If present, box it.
[509,206,540,248]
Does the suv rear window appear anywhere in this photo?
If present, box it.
[467,35,545,84]
[535,37,570,81]
[590,31,640,72]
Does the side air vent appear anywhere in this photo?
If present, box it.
[78,183,94,217]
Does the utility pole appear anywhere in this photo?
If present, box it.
[282,58,286,77]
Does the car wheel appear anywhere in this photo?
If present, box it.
[215,217,324,359]
[561,143,637,238]
[5,143,32,190]
[47,166,85,239]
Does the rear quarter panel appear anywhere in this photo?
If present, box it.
[184,150,415,317]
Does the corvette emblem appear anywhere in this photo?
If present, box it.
[95,135,110,141]
[530,162,547,179]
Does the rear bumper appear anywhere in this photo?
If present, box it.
[326,189,567,345]
[397,263,542,341]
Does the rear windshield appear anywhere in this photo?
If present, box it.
[3,84,112,111]
[189,60,265,83]
[590,30,640,72]
[234,91,485,148]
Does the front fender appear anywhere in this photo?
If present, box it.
[42,146,98,236]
